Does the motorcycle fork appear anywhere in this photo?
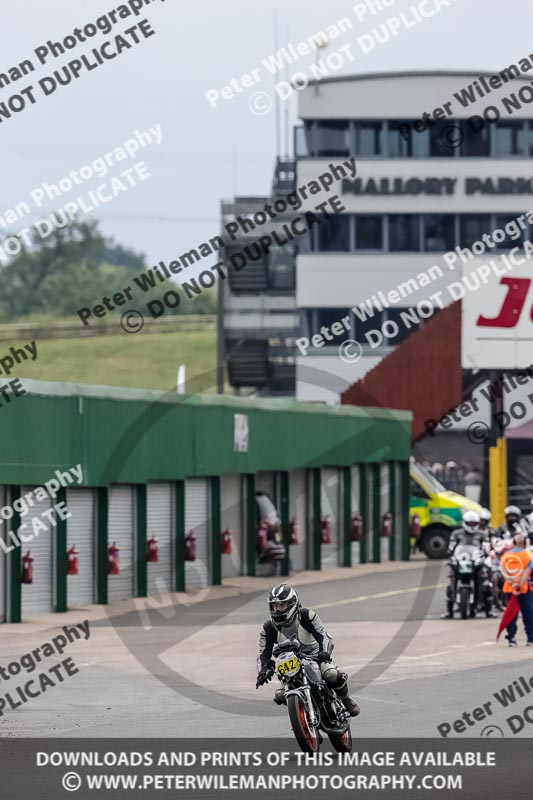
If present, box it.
[302,685,319,728]
[285,684,319,728]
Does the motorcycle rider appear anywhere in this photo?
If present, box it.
[256,584,360,717]
[479,509,505,610]
[522,499,533,540]
[479,508,497,541]
[497,505,527,542]
[441,511,494,619]
[448,510,488,552]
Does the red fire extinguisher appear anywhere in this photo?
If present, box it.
[147,536,159,563]
[67,545,79,576]
[257,518,268,553]
[185,531,196,562]
[410,513,421,540]
[221,529,233,555]
[351,514,363,542]
[381,511,393,538]
[21,551,33,584]
[108,542,120,575]
[290,517,299,545]
[321,516,332,545]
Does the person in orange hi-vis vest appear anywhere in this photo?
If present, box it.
[499,533,533,647]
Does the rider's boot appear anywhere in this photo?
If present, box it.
[341,696,361,717]
[335,683,360,717]
[485,601,497,618]
[440,599,454,619]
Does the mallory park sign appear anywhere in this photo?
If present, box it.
[341,177,533,196]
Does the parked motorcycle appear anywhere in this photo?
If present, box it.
[268,638,353,754]
[449,544,491,620]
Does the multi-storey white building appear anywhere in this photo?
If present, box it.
[293,70,533,402]
[220,70,533,409]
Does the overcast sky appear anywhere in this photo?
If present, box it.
[0,0,529,266]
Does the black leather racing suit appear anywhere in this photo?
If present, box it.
[257,607,351,702]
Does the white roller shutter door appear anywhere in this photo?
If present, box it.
[185,479,210,590]
[321,468,340,568]
[220,474,242,579]
[67,489,95,608]
[380,463,391,563]
[351,466,361,566]
[21,487,53,617]
[289,470,306,571]
[0,486,5,622]
[108,485,135,601]
[147,483,174,596]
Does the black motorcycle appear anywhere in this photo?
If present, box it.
[267,638,352,754]
[449,543,491,619]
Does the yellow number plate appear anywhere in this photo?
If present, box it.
[276,656,300,675]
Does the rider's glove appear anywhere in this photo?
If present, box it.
[316,651,332,664]
[256,668,273,688]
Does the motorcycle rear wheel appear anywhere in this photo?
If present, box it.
[328,727,353,753]
[287,695,319,753]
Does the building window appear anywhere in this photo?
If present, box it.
[353,309,384,346]
[354,215,383,250]
[314,120,351,157]
[268,248,296,291]
[294,118,533,159]
[294,123,314,157]
[527,122,533,157]
[493,121,526,156]
[386,121,429,157]
[389,215,421,251]
[460,120,490,156]
[423,215,455,251]
[460,215,492,248]
[382,308,422,344]
[315,308,353,342]
[355,122,382,156]
[429,120,459,157]
[387,121,412,158]
[493,215,526,250]
[316,214,350,251]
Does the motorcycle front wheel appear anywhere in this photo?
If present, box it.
[328,727,352,753]
[459,585,470,619]
[287,695,319,753]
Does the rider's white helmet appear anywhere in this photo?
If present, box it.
[504,505,521,528]
[462,510,481,534]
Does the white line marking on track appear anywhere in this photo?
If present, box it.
[313,583,446,610]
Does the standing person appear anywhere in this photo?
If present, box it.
[500,533,533,647]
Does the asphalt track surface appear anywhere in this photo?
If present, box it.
[1,562,532,738]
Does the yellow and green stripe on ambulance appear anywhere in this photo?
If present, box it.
[409,461,481,558]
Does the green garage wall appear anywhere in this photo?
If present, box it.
[0,381,412,486]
